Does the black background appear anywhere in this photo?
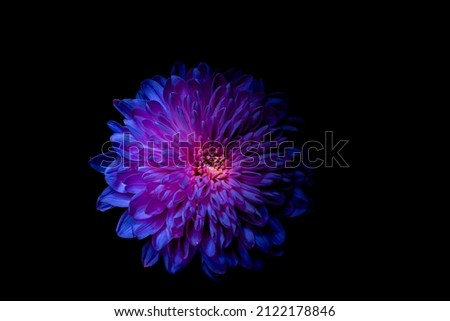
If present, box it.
[2,7,447,301]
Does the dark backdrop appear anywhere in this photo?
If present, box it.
[2,8,447,301]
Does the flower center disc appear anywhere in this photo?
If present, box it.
[193,147,227,181]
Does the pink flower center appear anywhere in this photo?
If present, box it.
[193,147,227,181]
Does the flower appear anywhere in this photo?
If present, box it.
[89,63,309,278]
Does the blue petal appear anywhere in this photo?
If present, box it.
[290,205,308,217]
[293,187,308,202]
[203,255,227,274]
[240,226,255,249]
[264,95,288,124]
[201,260,220,281]
[198,62,211,77]
[105,171,127,193]
[225,252,239,268]
[252,78,265,92]
[107,120,125,134]
[152,75,167,87]
[233,74,254,92]
[269,218,286,246]
[266,96,288,112]
[142,241,160,267]
[280,125,298,132]
[260,173,282,186]
[187,220,202,246]
[253,258,263,270]
[153,229,171,251]
[96,199,113,211]
[89,152,119,174]
[97,187,131,208]
[138,79,165,103]
[202,234,216,257]
[171,63,186,78]
[134,214,166,239]
[112,99,128,117]
[218,210,231,229]
[237,243,253,269]
[287,187,309,217]
[113,99,147,119]
[255,234,271,253]
[116,211,135,238]
[163,239,195,273]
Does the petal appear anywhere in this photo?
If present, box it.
[241,188,264,204]
[129,192,166,220]
[269,217,286,246]
[203,255,227,274]
[96,200,113,212]
[107,120,125,134]
[97,187,132,209]
[255,234,271,253]
[89,152,119,174]
[237,242,253,269]
[138,79,165,103]
[201,260,220,281]
[263,94,288,124]
[233,74,254,92]
[293,187,308,202]
[116,211,135,238]
[260,173,283,186]
[201,234,216,257]
[168,76,188,97]
[123,173,146,194]
[240,205,269,227]
[134,214,166,239]
[128,192,149,219]
[186,220,202,246]
[237,200,257,215]
[142,241,160,267]
[152,229,172,251]
[145,100,166,115]
[163,238,195,273]
[218,209,231,229]
[113,99,147,119]
[239,226,255,249]
[171,62,186,79]
[225,251,238,268]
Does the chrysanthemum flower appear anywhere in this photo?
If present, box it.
[90,63,309,278]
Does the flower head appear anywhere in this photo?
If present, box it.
[90,63,309,277]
